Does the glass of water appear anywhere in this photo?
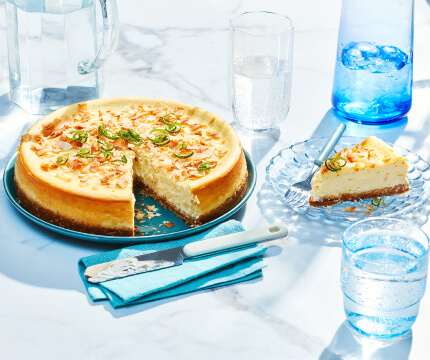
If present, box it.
[228,12,294,132]
[341,218,429,338]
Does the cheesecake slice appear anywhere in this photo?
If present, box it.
[309,136,409,207]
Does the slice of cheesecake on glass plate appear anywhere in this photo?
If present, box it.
[309,136,410,207]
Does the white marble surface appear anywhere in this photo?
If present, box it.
[0,0,430,359]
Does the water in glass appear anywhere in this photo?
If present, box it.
[341,231,428,338]
[229,12,293,132]
[6,0,118,114]
[232,56,292,132]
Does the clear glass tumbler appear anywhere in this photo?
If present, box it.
[228,12,294,132]
[341,218,429,338]
[332,0,414,124]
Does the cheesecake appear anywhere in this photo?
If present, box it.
[15,97,248,236]
[309,136,409,207]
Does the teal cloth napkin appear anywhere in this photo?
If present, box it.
[78,220,267,308]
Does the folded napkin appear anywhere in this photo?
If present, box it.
[78,220,267,308]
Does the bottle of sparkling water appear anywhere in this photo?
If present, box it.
[332,0,414,124]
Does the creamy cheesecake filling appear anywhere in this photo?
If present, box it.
[133,154,201,221]
[309,136,409,206]
[311,161,408,202]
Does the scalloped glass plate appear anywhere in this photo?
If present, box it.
[266,137,430,222]
[4,149,256,244]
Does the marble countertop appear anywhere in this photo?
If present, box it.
[1,0,430,359]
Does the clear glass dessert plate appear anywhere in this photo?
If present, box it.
[265,137,430,222]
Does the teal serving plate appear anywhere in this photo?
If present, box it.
[4,149,256,244]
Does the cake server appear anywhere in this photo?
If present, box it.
[84,224,288,283]
[284,122,346,207]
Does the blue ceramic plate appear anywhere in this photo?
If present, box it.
[4,149,256,244]
[266,137,430,222]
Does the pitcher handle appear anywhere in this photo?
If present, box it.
[78,0,119,75]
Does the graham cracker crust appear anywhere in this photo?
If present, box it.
[309,183,410,207]
[15,173,248,236]
[14,177,133,236]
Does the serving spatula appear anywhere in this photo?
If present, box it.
[84,224,288,283]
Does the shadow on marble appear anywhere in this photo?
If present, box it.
[0,195,270,295]
[0,92,15,118]
[263,244,282,258]
[319,321,412,360]
[257,182,346,248]
[413,79,430,90]
[0,198,124,291]
[248,129,281,165]
[97,276,264,317]
[402,112,430,162]
[230,201,247,223]
[311,108,408,144]
[233,121,281,165]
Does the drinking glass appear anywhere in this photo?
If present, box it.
[228,12,294,132]
[332,0,414,124]
[341,218,429,338]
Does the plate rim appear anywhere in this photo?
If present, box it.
[3,148,256,244]
[265,136,430,222]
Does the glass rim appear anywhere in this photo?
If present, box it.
[342,217,430,256]
[229,11,294,36]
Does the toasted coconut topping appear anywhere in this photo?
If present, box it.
[321,137,401,174]
[21,133,31,142]
[28,102,228,189]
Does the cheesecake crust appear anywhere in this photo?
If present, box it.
[14,178,133,236]
[309,183,410,207]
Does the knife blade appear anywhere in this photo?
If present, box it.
[84,224,288,283]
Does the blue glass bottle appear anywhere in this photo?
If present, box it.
[332,0,414,124]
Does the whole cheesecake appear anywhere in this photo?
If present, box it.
[15,97,248,236]
[309,136,409,207]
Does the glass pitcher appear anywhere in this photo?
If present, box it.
[5,0,119,114]
[332,0,414,124]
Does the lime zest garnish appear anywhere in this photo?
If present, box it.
[113,155,128,163]
[160,113,178,125]
[102,127,119,140]
[96,140,114,159]
[117,129,131,141]
[56,155,69,165]
[147,129,170,146]
[372,198,387,207]
[165,123,182,133]
[77,148,95,158]
[66,130,89,144]
[173,142,194,159]
[325,157,347,172]
[98,125,104,138]
[198,162,211,171]
[128,129,141,140]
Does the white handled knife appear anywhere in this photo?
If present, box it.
[84,224,288,283]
